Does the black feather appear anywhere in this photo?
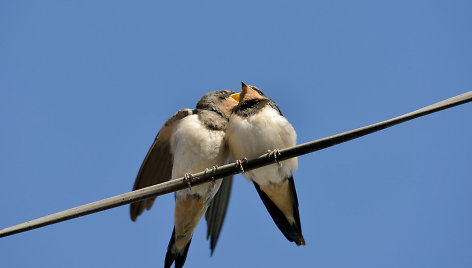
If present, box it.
[165,227,192,268]
[253,177,304,245]
[205,176,233,255]
[233,98,283,117]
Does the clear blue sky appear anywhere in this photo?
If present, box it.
[1,1,471,267]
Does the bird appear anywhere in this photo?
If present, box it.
[130,90,240,268]
[227,82,305,246]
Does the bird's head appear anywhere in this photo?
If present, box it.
[196,90,240,119]
[239,82,267,104]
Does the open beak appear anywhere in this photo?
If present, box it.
[230,93,240,102]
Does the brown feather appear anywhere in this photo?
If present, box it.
[130,109,193,221]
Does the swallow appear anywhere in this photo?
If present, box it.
[227,82,305,246]
[130,90,240,268]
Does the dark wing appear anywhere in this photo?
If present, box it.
[205,175,234,255]
[130,109,193,221]
[253,177,305,246]
[268,99,283,116]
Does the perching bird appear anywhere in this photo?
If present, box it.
[130,90,240,268]
[227,82,305,246]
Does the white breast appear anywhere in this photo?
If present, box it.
[227,106,298,186]
[171,115,228,200]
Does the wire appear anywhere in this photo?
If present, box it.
[1,91,471,238]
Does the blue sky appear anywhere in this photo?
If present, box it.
[1,1,471,267]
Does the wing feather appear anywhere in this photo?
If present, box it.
[205,174,233,254]
[130,109,193,221]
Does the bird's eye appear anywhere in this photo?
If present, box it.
[251,87,264,96]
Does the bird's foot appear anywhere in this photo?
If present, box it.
[235,157,248,173]
[184,173,194,188]
[204,168,216,187]
[210,165,219,186]
[267,149,282,166]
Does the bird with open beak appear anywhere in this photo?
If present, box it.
[130,90,240,268]
[227,82,305,246]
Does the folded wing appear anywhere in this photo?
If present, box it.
[205,174,234,254]
[130,109,194,221]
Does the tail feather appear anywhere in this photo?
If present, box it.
[164,227,192,268]
[253,177,305,245]
[287,176,305,245]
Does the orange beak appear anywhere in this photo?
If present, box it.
[230,93,240,102]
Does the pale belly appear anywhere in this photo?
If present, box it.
[171,115,228,201]
[228,106,298,186]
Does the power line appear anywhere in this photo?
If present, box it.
[1,91,471,238]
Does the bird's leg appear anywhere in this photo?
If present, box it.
[267,149,282,166]
[210,165,219,186]
[235,157,248,173]
[204,168,215,187]
[184,173,194,188]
